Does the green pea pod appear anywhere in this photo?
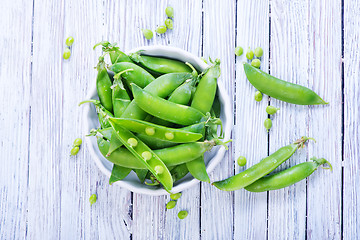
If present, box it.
[186,156,210,183]
[109,62,155,88]
[245,157,332,192]
[213,137,314,191]
[129,52,193,75]
[79,100,113,128]
[134,169,148,183]
[93,41,132,64]
[108,119,173,191]
[121,72,194,120]
[132,84,206,126]
[243,62,328,105]
[106,131,123,156]
[171,164,189,183]
[109,118,203,143]
[109,165,132,185]
[191,60,221,114]
[112,70,132,118]
[97,136,215,169]
[96,56,114,113]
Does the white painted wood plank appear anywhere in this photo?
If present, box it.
[343,0,360,238]
[306,0,342,239]
[200,0,235,239]
[0,0,33,239]
[267,1,310,239]
[234,1,269,239]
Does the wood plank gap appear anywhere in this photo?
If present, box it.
[199,1,204,239]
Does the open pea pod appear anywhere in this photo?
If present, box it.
[108,118,173,191]
[109,118,203,143]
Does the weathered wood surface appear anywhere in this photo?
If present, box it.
[0,0,359,239]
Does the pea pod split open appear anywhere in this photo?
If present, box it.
[243,62,328,105]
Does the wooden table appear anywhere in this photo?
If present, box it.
[1,0,359,239]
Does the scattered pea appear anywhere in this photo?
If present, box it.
[165,132,174,140]
[170,192,182,200]
[165,19,173,30]
[145,127,155,136]
[237,156,247,167]
[142,151,152,161]
[266,106,280,115]
[155,165,164,174]
[246,48,254,60]
[65,36,74,46]
[254,91,263,102]
[73,138,82,147]
[254,47,263,58]
[166,201,176,209]
[178,210,188,219]
[156,25,167,34]
[142,29,153,40]
[70,146,80,156]
[251,59,261,68]
[264,118,272,132]
[89,194,97,205]
[165,6,174,18]
[127,138,138,147]
[63,48,71,60]
[235,46,243,56]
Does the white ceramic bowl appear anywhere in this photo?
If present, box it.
[83,45,232,196]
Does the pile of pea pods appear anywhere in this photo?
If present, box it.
[81,41,227,192]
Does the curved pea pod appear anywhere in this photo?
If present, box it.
[79,100,113,128]
[96,56,113,112]
[245,157,332,192]
[109,62,155,88]
[186,156,210,183]
[108,118,173,191]
[213,137,314,191]
[171,164,189,183]
[129,52,193,75]
[112,71,131,117]
[191,59,221,114]
[132,84,206,126]
[109,165,132,185]
[109,117,203,143]
[121,72,194,120]
[243,62,328,105]
[93,41,132,64]
[97,137,215,169]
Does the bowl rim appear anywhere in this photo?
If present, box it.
[83,45,232,196]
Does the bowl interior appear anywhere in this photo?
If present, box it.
[83,45,232,195]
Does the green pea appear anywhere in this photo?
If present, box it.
[166,201,176,209]
[156,25,167,34]
[145,127,155,136]
[70,146,79,156]
[142,151,152,161]
[155,165,164,174]
[246,48,254,60]
[63,48,71,60]
[165,132,174,140]
[165,6,174,18]
[254,47,263,58]
[254,91,263,102]
[237,156,247,167]
[266,106,280,115]
[142,29,153,40]
[251,59,261,68]
[73,138,82,147]
[170,192,182,200]
[165,19,173,30]
[127,138,138,147]
[264,118,272,132]
[65,36,74,46]
[235,46,243,56]
[89,194,97,205]
[178,210,188,219]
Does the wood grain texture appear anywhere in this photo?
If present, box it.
[234,1,269,239]
[0,0,33,239]
[200,0,235,239]
[343,0,360,238]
